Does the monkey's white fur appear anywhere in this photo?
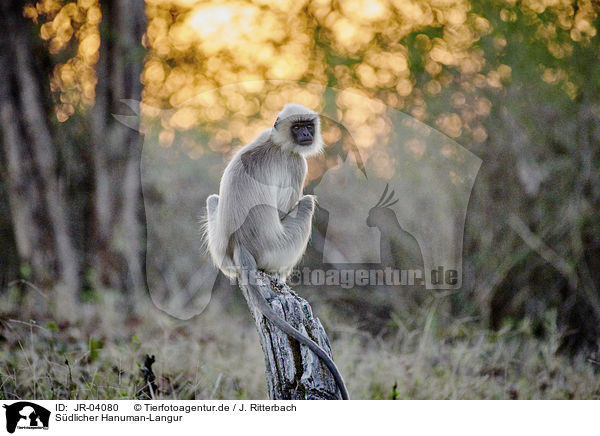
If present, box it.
[203,104,349,399]
[205,103,323,279]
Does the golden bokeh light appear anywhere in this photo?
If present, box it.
[24,0,598,152]
[26,0,101,121]
[136,0,507,159]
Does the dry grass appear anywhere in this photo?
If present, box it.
[1,284,599,400]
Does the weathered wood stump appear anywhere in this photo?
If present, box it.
[239,271,342,400]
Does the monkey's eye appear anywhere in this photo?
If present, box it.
[292,125,300,131]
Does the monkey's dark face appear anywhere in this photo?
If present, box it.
[290,121,315,146]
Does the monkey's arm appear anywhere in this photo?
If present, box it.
[242,195,315,274]
[279,194,315,236]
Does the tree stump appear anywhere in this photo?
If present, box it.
[238,271,342,400]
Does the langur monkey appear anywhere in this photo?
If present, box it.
[204,103,349,400]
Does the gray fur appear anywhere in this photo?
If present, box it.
[205,103,322,278]
[203,103,349,399]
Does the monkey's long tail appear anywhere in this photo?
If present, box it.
[235,246,350,400]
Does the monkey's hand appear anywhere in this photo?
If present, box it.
[299,194,317,214]
[283,195,316,221]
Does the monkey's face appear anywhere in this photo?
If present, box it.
[270,104,324,156]
[291,121,315,146]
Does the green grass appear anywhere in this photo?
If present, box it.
[1,285,599,400]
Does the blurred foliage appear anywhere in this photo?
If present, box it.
[24,0,101,121]
[1,288,600,399]
[27,0,597,147]
[19,0,600,353]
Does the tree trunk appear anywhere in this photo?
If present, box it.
[0,0,146,309]
[0,1,80,307]
[239,272,342,400]
[89,0,146,298]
